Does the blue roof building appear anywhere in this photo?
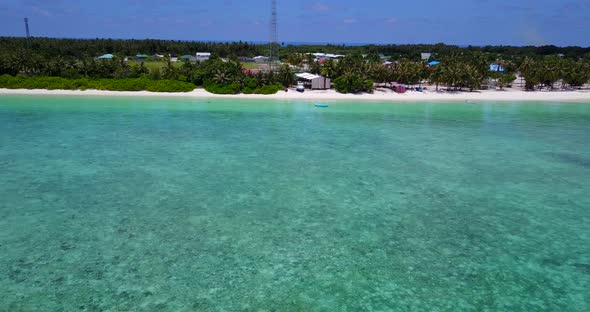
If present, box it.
[490,64,505,72]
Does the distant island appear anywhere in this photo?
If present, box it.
[1,37,589,100]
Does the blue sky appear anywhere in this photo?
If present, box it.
[1,0,589,46]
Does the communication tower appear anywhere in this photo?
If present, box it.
[269,0,278,70]
[24,17,31,48]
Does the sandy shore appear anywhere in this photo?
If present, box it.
[2,87,590,102]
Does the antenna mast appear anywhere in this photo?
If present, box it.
[24,17,31,49]
[269,0,278,71]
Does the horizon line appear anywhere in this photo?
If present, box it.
[2,35,589,49]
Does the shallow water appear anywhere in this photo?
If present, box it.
[1,95,589,311]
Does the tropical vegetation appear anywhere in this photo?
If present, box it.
[0,37,589,94]
[0,75,196,92]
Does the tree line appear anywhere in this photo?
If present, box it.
[0,48,294,94]
[0,37,589,94]
[0,37,263,58]
[299,52,590,93]
[2,37,590,60]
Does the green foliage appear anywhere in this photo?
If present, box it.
[2,37,590,64]
[518,56,589,90]
[142,79,195,92]
[365,79,374,92]
[498,73,517,89]
[277,64,294,87]
[320,59,339,79]
[562,59,590,88]
[428,65,445,91]
[195,57,245,87]
[393,60,426,85]
[150,67,161,80]
[0,75,195,92]
[161,57,180,80]
[205,83,241,94]
[334,73,373,94]
[253,84,282,94]
[205,82,281,95]
[284,53,305,66]
[130,62,149,78]
[0,37,263,59]
[2,37,589,94]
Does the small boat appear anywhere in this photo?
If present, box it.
[314,103,329,108]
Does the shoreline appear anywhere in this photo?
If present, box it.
[2,87,590,102]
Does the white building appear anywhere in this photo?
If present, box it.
[196,52,211,62]
[311,53,345,62]
[296,72,331,90]
[254,56,270,63]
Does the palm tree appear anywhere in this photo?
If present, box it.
[539,56,561,90]
[254,71,267,86]
[162,56,179,80]
[0,52,20,76]
[310,61,321,75]
[181,58,194,73]
[227,61,243,78]
[132,62,149,78]
[285,53,304,66]
[320,59,337,89]
[428,65,444,91]
[465,64,484,92]
[320,59,337,79]
[213,69,230,85]
[277,64,294,88]
[48,56,65,76]
[368,64,389,88]
[443,63,463,90]
[519,57,536,90]
[471,52,490,78]
[396,60,419,85]
[562,60,590,89]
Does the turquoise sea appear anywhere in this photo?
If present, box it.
[1,95,589,311]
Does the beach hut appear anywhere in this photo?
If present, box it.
[296,72,330,90]
[97,54,114,60]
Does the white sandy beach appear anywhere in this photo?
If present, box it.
[2,87,590,102]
